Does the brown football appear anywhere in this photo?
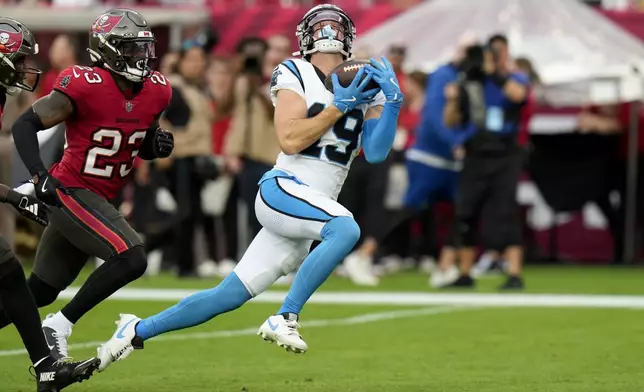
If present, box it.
[324,59,380,93]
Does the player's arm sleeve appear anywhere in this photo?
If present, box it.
[12,69,76,176]
[361,91,401,163]
[163,87,190,128]
[269,63,305,107]
[140,79,173,160]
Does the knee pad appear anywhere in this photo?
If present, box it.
[0,256,21,280]
[114,245,147,281]
[322,216,361,250]
[27,274,61,307]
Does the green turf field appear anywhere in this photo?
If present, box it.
[2,266,644,392]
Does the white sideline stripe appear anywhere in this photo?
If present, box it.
[57,287,644,309]
[0,306,464,357]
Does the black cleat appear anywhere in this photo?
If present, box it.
[500,276,524,290]
[33,357,100,392]
[447,275,475,288]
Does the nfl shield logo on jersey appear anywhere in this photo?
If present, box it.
[125,101,133,112]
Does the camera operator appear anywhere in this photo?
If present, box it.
[445,34,530,290]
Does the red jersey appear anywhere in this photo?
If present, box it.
[50,65,172,199]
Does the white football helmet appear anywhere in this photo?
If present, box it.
[294,4,356,60]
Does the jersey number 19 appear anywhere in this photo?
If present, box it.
[300,102,364,166]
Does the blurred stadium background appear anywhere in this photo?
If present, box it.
[3,0,644,390]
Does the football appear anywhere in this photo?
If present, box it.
[324,59,380,93]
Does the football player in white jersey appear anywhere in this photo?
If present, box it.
[96,4,403,369]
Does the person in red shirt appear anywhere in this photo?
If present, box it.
[5,9,173,362]
[38,33,79,99]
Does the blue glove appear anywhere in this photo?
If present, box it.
[332,67,380,114]
[367,56,403,104]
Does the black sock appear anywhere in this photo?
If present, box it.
[0,261,51,364]
[61,246,147,323]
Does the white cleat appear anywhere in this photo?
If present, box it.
[42,313,73,361]
[257,315,308,354]
[430,265,460,288]
[343,253,379,286]
[97,313,141,372]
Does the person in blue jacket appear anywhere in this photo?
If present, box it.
[344,46,476,287]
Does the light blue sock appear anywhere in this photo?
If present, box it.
[278,216,360,315]
[135,272,252,341]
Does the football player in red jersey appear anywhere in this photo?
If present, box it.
[0,17,100,392]
[7,8,173,362]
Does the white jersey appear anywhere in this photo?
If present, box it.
[270,58,385,199]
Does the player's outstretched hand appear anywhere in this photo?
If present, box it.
[6,189,49,226]
[332,67,380,114]
[152,128,174,158]
[366,57,404,104]
[34,171,67,207]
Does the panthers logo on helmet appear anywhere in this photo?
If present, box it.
[0,30,21,54]
[91,14,123,34]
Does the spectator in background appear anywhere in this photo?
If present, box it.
[514,57,540,147]
[347,40,479,288]
[471,57,541,278]
[577,103,630,263]
[202,55,239,276]
[39,34,78,98]
[224,36,285,238]
[341,70,429,285]
[160,51,179,77]
[159,43,216,277]
[444,35,529,290]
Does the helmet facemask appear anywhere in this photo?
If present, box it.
[90,34,156,83]
[0,54,41,95]
[295,6,355,60]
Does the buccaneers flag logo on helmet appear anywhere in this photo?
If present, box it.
[91,14,123,34]
[0,30,21,54]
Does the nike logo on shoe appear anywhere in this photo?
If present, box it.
[42,327,60,358]
[116,319,136,339]
[39,372,55,382]
[267,318,279,331]
[41,177,49,193]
